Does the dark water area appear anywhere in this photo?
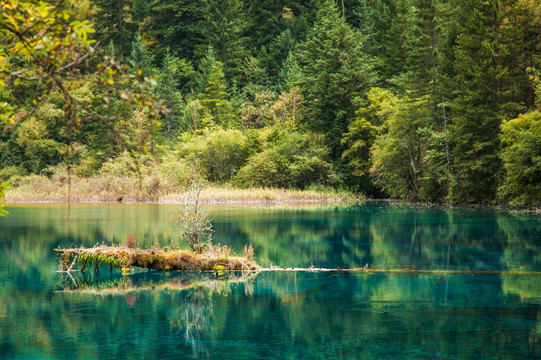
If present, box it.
[0,203,540,359]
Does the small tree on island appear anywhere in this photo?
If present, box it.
[170,185,213,253]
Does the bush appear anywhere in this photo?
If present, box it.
[499,111,541,207]
[235,128,333,189]
[0,165,27,181]
[179,128,249,182]
[151,153,203,191]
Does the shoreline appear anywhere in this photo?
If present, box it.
[3,175,540,212]
[4,175,358,206]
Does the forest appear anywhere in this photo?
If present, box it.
[1,0,541,206]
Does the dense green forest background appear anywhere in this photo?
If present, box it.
[1,0,541,206]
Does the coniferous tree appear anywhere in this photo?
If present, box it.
[298,0,374,158]
[94,0,137,57]
[197,62,235,128]
[157,51,189,139]
[449,0,540,203]
[196,0,248,80]
[141,0,204,62]
[130,34,154,75]
[276,52,302,93]
[194,47,218,96]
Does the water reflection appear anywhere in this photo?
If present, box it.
[56,271,256,358]
[1,204,541,358]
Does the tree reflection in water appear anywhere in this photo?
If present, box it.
[57,271,256,357]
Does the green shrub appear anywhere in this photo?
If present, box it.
[0,165,27,181]
[235,128,333,189]
[152,153,203,190]
[499,110,541,207]
[179,128,249,182]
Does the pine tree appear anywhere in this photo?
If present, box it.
[449,0,540,203]
[194,47,218,96]
[141,0,204,62]
[298,0,374,158]
[157,51,189,139]
[197,62,235,128]
[196,0,247,80]
[130,34,154,76]
[276,51,302,93]
[94,0,137,57]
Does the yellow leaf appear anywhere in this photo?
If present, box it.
[106,78,114,85]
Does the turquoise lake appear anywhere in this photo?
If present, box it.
[0,203,540,359]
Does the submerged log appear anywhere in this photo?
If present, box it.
[54,246,541,277]
[260,266,541,276]
[54,245,260,272]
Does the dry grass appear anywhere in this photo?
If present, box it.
[6,174,357,205]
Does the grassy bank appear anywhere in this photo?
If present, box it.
[4,174,357,205]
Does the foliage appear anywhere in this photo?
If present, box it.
[196,0,247,80]
[1,0,541,206]
[235,128,333,189]
[297,0,374,157]
[341,88,396,192]
[0,181,7,216]
[197,62,235,128]
[179,128,249,182]
[370,96,431,199]
[499,111,541,207]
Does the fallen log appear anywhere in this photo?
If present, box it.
[54,245,259,272]
[54,246,541,278]
[260,265,541,276]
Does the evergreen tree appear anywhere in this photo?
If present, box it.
[157,51,189,139]
[242,1,306,54]
[196,0,248,80]
[130,34,154,75]
[298,0,374,158]
[141,0,204,62]
[449,0,540,203]
[197,62,235,128]
[265,29,297,79]
[276,51,302,93]
[94,0,137,57]
[194,47,218,96]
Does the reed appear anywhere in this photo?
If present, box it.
[6,174,356,204]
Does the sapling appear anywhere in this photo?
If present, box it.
[170,185,213,253]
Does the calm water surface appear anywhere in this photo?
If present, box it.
[1,203,540,359]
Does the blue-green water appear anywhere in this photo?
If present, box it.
[1,203,540,359]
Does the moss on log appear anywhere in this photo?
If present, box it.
[54,245,260,272]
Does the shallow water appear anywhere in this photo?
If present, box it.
[0,203,540,359]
